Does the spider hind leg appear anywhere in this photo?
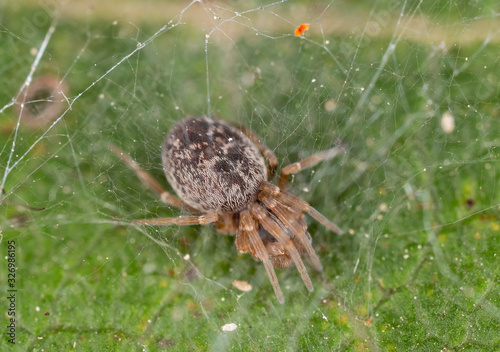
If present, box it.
[109,143,199,214]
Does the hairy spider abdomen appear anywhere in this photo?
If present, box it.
[162,116,267,213]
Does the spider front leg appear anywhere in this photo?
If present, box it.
[261,181,344,235]
[258,192,322,271]
[278,143,346,189]
[109,144,199,214]
[249,203,314,292]
[134,213,219,226]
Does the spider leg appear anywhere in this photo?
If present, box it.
[278,143,346,189]
[134,213,219,226]
[260,181,344,235]
[109,144,199,214]
[235,125,278,177]
[235,227,251,254]
[249,203,314,292]
[215,213,239,234]
[240,210,284,304]
[258,192,322,271]
[264,241,294,268]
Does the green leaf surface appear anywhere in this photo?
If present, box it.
[1,1,499,351]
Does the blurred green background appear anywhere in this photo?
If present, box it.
[1,0,499,351]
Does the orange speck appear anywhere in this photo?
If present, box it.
[294,23,309,36]
[364,316,373,326]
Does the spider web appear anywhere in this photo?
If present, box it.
[1,0,499,350]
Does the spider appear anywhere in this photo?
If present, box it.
[111,116,344,303]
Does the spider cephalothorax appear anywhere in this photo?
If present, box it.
[111,116,344,303]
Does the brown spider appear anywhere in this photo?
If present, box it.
[111,116,344,303]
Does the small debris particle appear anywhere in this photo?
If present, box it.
[179,236,191,249]
[465,198,475,209]
[379,203,388,212]
[232,280,253,292]
[221,323,238,332]
[241,71,258,87]
[441,111,455,133]
[183,254,190,260]
[184,266,199,282]
[44,310,50,316]
[294,23,309,36]
[15,75,69,128]
[324,99,337,112]
[157,338,175,347]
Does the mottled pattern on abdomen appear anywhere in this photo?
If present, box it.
[162,116,267,213]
